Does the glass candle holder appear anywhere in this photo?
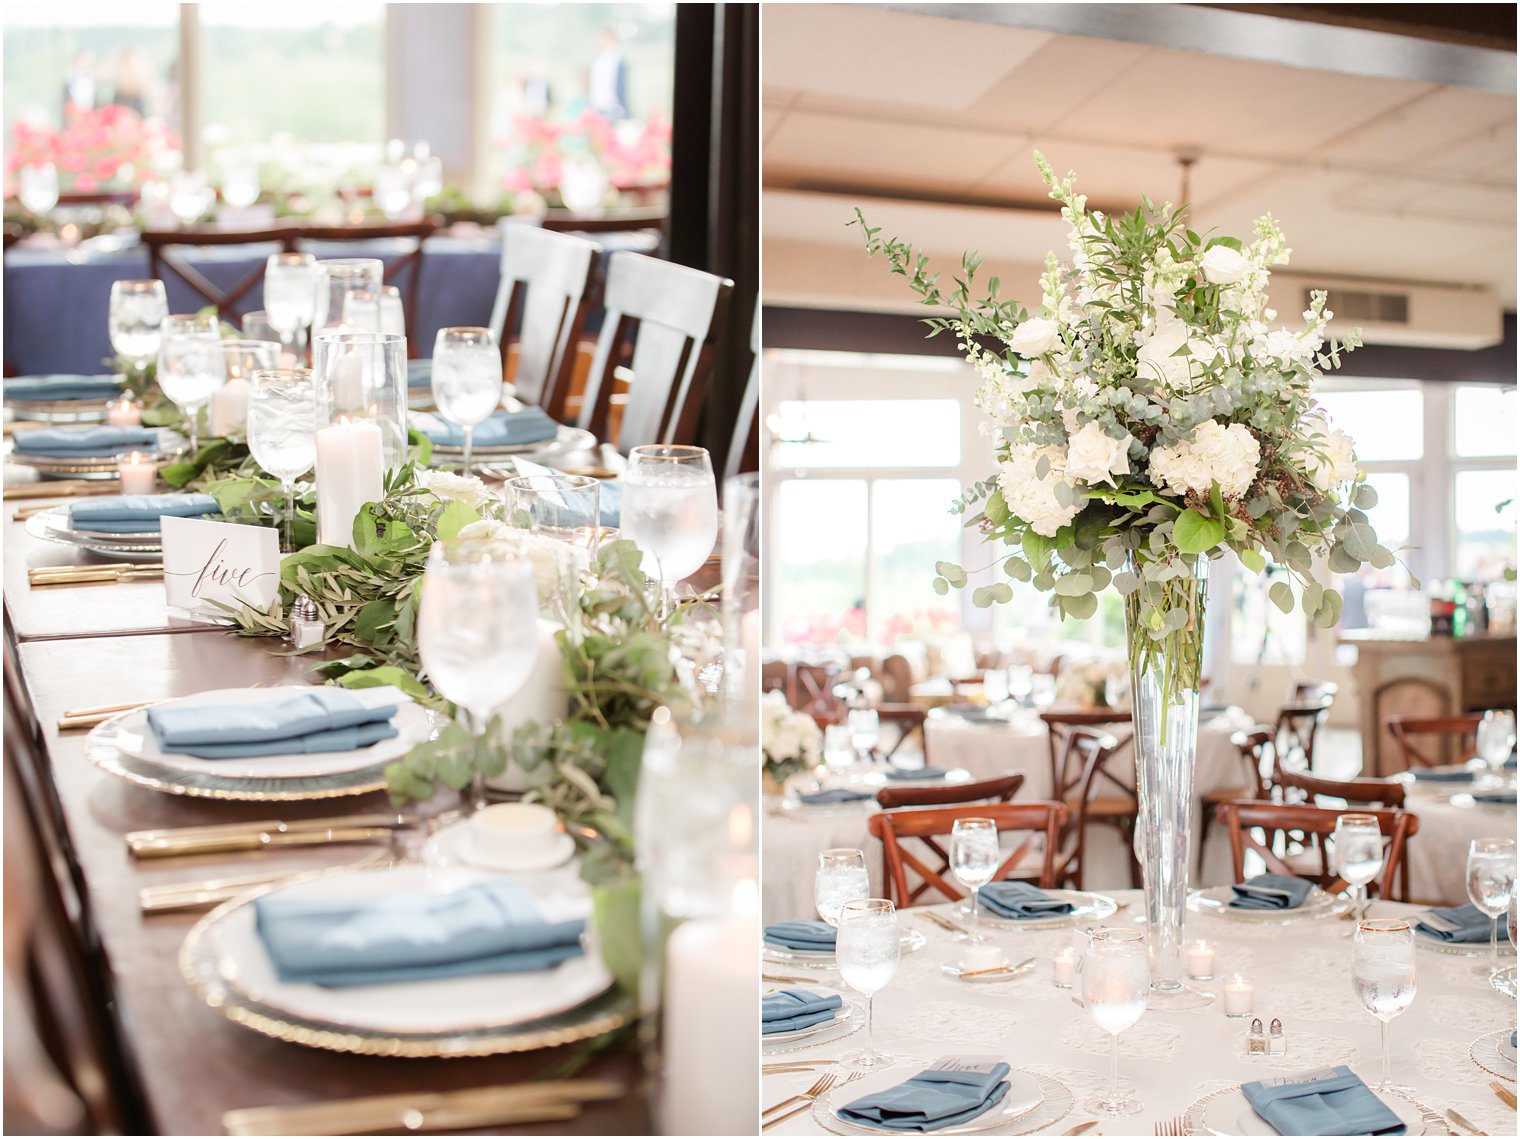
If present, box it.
[312,258,384,336]
[313,331,409,472]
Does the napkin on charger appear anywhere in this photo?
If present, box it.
[254,878,586,987]
[763,920,837,952]
[1408,766,1475,783]
[1228,872,1315,911]
[761,988,841,1035]
[884,765,950,781]
[1414,902,1513,944]
[412,407,559,448]
[146,686,405,760]
[11,424,159,458]
[797,787,874,805]
[837,1058,1011,1133]
[5,374,125,402]
[68,493,220,533]
[1473,789,1517,804]
[1240,1065,1406,1135]
[977,881,1072,920]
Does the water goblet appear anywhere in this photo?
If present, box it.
[815,848,870,928]
[264,251,318,356]
[1333,813,1384,926]
[313,258,383,336]
[823,724,855,774]
[431,327,502,476]
[416,540,541,810]
[1082,927,1149,1116]
[156,313,225,454]
[621,445,718,620]
[108,279,168,387]
[19,163,59,214]
[1477,710,1517,777]
[847,705,880,765]
[1467,837,1517,977]
[1352,918,1416,1090]
[221,162,260,209]
[373,164,414,219]
[247,369,318,551]
[836,898,900,1070]
[950,817,999,944]
[169,169,213,225]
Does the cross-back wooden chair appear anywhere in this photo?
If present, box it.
[575,251,733,454]
[1040,709,1133,786]
[723,305,760,483]
[1275,683,1337,772]
[1214,801,1419,901]
[1386,714,1483,769]
[794,662,845,726]
[487,222,598,421]
[295,220,437,349]
[141,224,301,321]
[875,773,1024,811]
[1198,726,1276,869]
[868,801,1068,908]
[878,704,929,762]
[1049,726,1140,890]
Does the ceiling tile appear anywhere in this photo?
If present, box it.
[959,34,1152,132]
[765,110,1022,192]
[1321,86,1516,171]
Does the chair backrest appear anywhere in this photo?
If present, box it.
[541,206,666,236]
[295,220,437,351]
[793,662,844,724]
[867,801,1068,906]
[1292,679,1339,704]
[141,224,301,320]
[576,251,733,453]
[1214,800,1418,900]
[1049,726,1135,886]
[723,305,760,482]
[1277,768,1406,809]
[1041,710,1132,800]
[1274,694,1335,772]
[1230,727,1277,799]
[876,773,1024,810]
[1386,714,1483,769]
[488,222,598,420]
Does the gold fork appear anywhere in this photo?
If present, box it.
[1154,1115,1188,1135]
[765,1071,865,1129]
[762,1071,837,1120]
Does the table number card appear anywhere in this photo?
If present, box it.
[160,516,280,623]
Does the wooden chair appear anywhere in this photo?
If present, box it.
[1386,714,1483,769]
[793,662,845,726]
[1049,726,1139,890]
[296,220,437,350]
[1275,682,1337,772]
[878,704,929,762]
[541,205,666,237]
[487,223,598,421]
[723,305,760,483]
[868,801,1068,907]
[875,773,1025,810]
[1198,727,1276,871]
[141,223,301,321]
[1278,769,1406,810]
[1040,710,1133,804]
[1214,801,1419,901]
[575,251,733,454]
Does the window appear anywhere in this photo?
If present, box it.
[774,479,867,645]
[773,399,962,469]
[870,479,963,643]
[1454,385,1517,458]
[1315,387,1424,461]
[1454,468,1518,580]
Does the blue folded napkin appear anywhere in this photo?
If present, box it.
[414,407,559,448]
[11,425,159,458]
[884,765,950,781]
[597,479,621,527]
[838,1061,1011,1132]
[1241,1066,1406,1135]
[763,920,837,952]
[1506,754,1516,770]
[1415,902,1512,944]
[407,358,432,388]
[1473,789,1517,804]
[254,878,586,987]
[68,493,220,533]
[146,688,400,760]
[978,881,1072,920]
[1229,872,1315,911]
[5,374,125,403]
[1410,766,1476,783]
[798,788,874,805]
[762,988,842,1035]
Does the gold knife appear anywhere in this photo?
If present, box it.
[128,813,417,851]
[1491,1081,1517,1109]
[1447,1108,1488,1135]
[140,853,392,913]
[126,826,396,859]
[32,570,163,589]
[4,480,105,500]
[1061,1123,1099,1136]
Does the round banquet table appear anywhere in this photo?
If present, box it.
[1400,779,1519,906]
[762,890,1519,1136]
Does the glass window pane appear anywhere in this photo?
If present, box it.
[1454,386,1517,458]
[201,3,385,149]
[1314,388,1424,461]
[1454,468,1518,581]
[869,479,962,644]
[774,479,867,645]
[1231,567,1306,665]
[774,400,962,469]
[1336,472,1413,628]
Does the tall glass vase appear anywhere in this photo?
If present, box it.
[1123,550,1213,1010]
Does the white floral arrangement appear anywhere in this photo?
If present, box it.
[1055,658,1129,709]
[761,689,823,782]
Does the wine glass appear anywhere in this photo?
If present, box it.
[836,898,900,1070]
[221,162,260,209]
[19,163,59,214]
[247,369,318,551]
[1082,927,1149,1116]
[108,280,168,387]
[373,164,414,219]
[1467,838,1517,977]
[620,445,719,620]
[264,252,319,356]
[951,817,999,944]
[847,705,880,765]
[156,314,225,453]
[505,474,601,550]
[416,540,541,810]
[983,668,1009,706]
[169,169,213,225]
[1352,918,1416,1090]
[823,724,855,774]
[431,327,502,476]
[815,848,870,928]
[1476,710,1516,777]
[1333,813,1385,925]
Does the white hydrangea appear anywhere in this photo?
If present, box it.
[453,519,586,606]
[761,690,822,766]
[416,469,497,514]
[1147,419,1261,501]
[1065,421,1132,487]
[997,442,1082,536]
[1298,412,1360,490]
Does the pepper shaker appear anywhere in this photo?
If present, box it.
[1269,1017,1285,1055]
[289,596,324,648]
[1247,1017,1267,1054]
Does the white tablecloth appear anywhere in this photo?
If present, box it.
[764,891,1519,1136]
[1401,781,1519,905]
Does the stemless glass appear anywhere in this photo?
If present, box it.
[1333,813,1385,925]
[431,327,502,476]
[1353,918,1416,1090]
[1467,838,1518,976]
[156,314,225,453]
[620,445,719,619]
[264,251,319,354]
[222,338,278,382]
[815,848,870,928]
[247,369,318,551]
[416,540,541,810]
[1082,927,1149,1116]
[847,705,881,765]
[1476,710,1517,776]
[950,817,999,943]
[19,163,59,214]
[505,474,601,549]
[836,898,900,1070]
[108,279,169,383]
[313,258,384,337]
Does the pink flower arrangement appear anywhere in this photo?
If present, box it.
[496,110,670,198]
[6,105,180,193]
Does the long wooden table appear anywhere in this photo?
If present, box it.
[4,494,651,1135]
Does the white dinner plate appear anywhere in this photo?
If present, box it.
[211,864,612,1034]
[1188,885,1350,923]
[976,889,1120,930]
[427,425,595,459]
[1499,1030,1517,1065]
[761,1000,855,1044]
[762,928,927,966]
[1196,1084,1431,1135]
[817,1065,1046,1136]
[423,819,578,875]
[109,686,429,779]
[856,767,974,788]
[1471,1027,1518,1081]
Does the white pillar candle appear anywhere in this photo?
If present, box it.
[208,376,250,437]
[106,397,142,426]
[489,617,572,793]
[1222,974,1254,1018]
[1052,946,1077,988]
[315,417,383,547]
[660,914,759,1136]
[116,451,157,495]
[962,942,1005,971]
[1187,939,1216,980]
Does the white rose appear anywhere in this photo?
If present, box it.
[1008,317,1059,357]
[1065,421,1133,487]
[451,521,586,606]
[416,469,497,514]
[1299,412,1360,490]
[997,442,1082,537]
[1147,419,1260,501]
[1134,316,1192,391]
[1199,245,1250,285]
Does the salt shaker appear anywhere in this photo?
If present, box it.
[289,596,324,648]
[1269,1017,1285,1055]
[1247,1017,1267,1054]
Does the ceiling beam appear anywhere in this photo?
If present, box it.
[872,2,1517,94]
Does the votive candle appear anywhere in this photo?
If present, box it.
[106,397,142,427]
[1223,974,1254,1018]
[1187,938,1216,980]
[116,451,156,495]
[209,376,250,437]
[1052,946,1077,988]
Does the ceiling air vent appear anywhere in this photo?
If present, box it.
[1306,287,1410,325]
